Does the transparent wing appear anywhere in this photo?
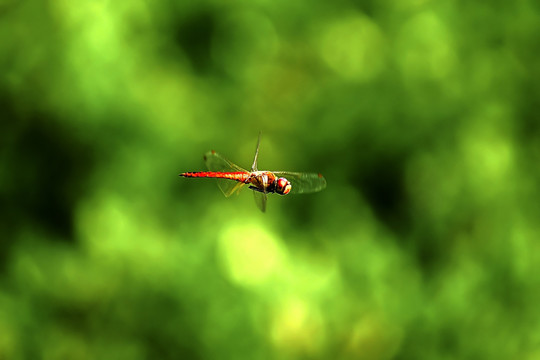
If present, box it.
[204,150,248,197]
[252,190,267,212]
[251,132,262,171]
[272,172,327,194]
[204,150,247,172]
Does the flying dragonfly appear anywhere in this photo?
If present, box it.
[179,134,327,212]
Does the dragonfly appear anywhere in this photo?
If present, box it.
[179,134,327,212]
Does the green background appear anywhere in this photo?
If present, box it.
[1,0,540,359]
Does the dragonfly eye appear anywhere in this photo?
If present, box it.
[276,177,292,195]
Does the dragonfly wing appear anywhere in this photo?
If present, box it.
[204,150,248,197]
[251,131,262,171]
[252,190,267,212]
[204,150,247,172]
[272,172,327,194]
[221,181,245,197]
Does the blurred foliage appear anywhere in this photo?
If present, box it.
[1,0,540,359]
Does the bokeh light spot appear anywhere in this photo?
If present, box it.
[397,11,456,81]
[269,297,325,355]
[317,14,386,81]
[218,222,287,287]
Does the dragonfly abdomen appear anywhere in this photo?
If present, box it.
[179,171,250,183]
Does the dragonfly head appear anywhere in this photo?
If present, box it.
[275,177,292,195]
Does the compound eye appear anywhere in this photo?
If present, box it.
[276,178,292,195]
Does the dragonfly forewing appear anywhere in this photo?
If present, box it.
[272,172,327,194]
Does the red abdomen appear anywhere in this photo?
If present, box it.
[179,171,250,183]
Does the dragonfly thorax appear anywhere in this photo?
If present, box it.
[248,171,291,195]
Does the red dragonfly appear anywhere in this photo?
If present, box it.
[179,134,326,212]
